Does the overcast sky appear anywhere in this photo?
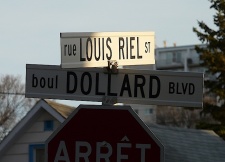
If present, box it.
[0,0,215,106]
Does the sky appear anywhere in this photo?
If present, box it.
[0,0,216,106]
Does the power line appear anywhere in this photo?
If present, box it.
[0,92,25,96]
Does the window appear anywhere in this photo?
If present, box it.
[44,120,54,131]
[172,51,182,63]
[29,144,45,162]
[145,108,153,115]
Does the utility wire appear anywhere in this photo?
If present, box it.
[0,92,25,96]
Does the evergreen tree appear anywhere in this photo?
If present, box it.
[193,0,225,140]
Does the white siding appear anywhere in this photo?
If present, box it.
[1,154,28,162]
[130,104,156,124]
[16,132,53,144]
[5,144,28,155]
[0,109,61,162]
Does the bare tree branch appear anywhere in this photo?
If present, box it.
[0,74,37,141]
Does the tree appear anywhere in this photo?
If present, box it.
[0,75,36,141]
[156,106,204,128]
[193,0,225,139]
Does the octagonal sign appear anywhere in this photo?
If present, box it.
[46,105,164,162]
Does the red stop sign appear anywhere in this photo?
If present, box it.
[46,105,164,162]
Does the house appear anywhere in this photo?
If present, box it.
[0,99,74,162]
[155,44,206,72]
[0,99,225,162]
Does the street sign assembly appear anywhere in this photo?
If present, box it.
[46,105,164,162]
[26,64,203,107]
[61,32,155,68]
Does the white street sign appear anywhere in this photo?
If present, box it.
[60,32,155,68]
[26,64,203,107]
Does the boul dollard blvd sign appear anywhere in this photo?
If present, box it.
[60,32,155,68]
[26,64,203,107]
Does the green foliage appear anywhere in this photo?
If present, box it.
[193,0,225,139]
[193,0,225,101]
[201,103,225,124]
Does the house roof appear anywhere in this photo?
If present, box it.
[45,100,75,118]
[148,124,225,162]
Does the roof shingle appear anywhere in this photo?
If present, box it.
[148,124,225,162]
[45,100,75,118]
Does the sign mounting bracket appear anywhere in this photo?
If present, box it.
[102,60,118,105]
[103,60,118,74]
[102,96,117,105]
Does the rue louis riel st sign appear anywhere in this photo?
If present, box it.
[26,64,203,108]
[46,105,164,162]
[60,32,155,68]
